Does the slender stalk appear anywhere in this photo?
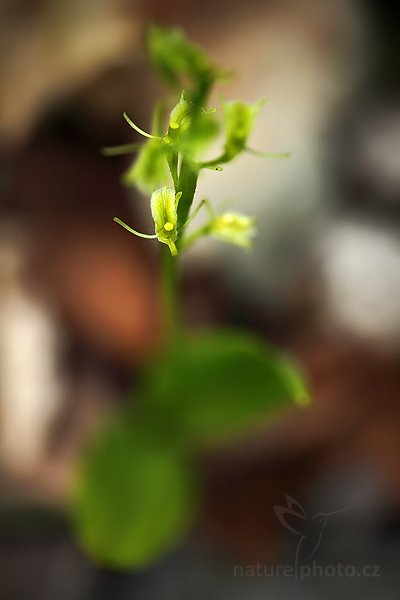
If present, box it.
[200,152,229,169]
[176,159,199,231]
[166,149,179,189]
[180,198,208,230]
[245,147,290,158]
[161,248,180,342]
[181,224,210,251]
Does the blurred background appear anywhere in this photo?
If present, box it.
[0,0,400,597]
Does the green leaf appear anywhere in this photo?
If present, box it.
[141,330,309,446]
[73,419,196,568]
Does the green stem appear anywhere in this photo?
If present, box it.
[176,159,199,231]
[181,224,211,251]
[161,247,180,342]
[200,152,230,169]
[180,198,208,230]
[245,147,290,158]
[167,149,179,189]
[159,79,215,342]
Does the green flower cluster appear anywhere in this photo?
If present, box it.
[108,26,286,256]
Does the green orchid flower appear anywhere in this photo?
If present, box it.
[223,99,265,160]
[123,139,170,193]
[168,92,191,134]
[151,187,182,255]
[114,187,182,256]
[166,93,219,160]
[199,99,268,169]
[210,212,256,248]
[181,204,256,251]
